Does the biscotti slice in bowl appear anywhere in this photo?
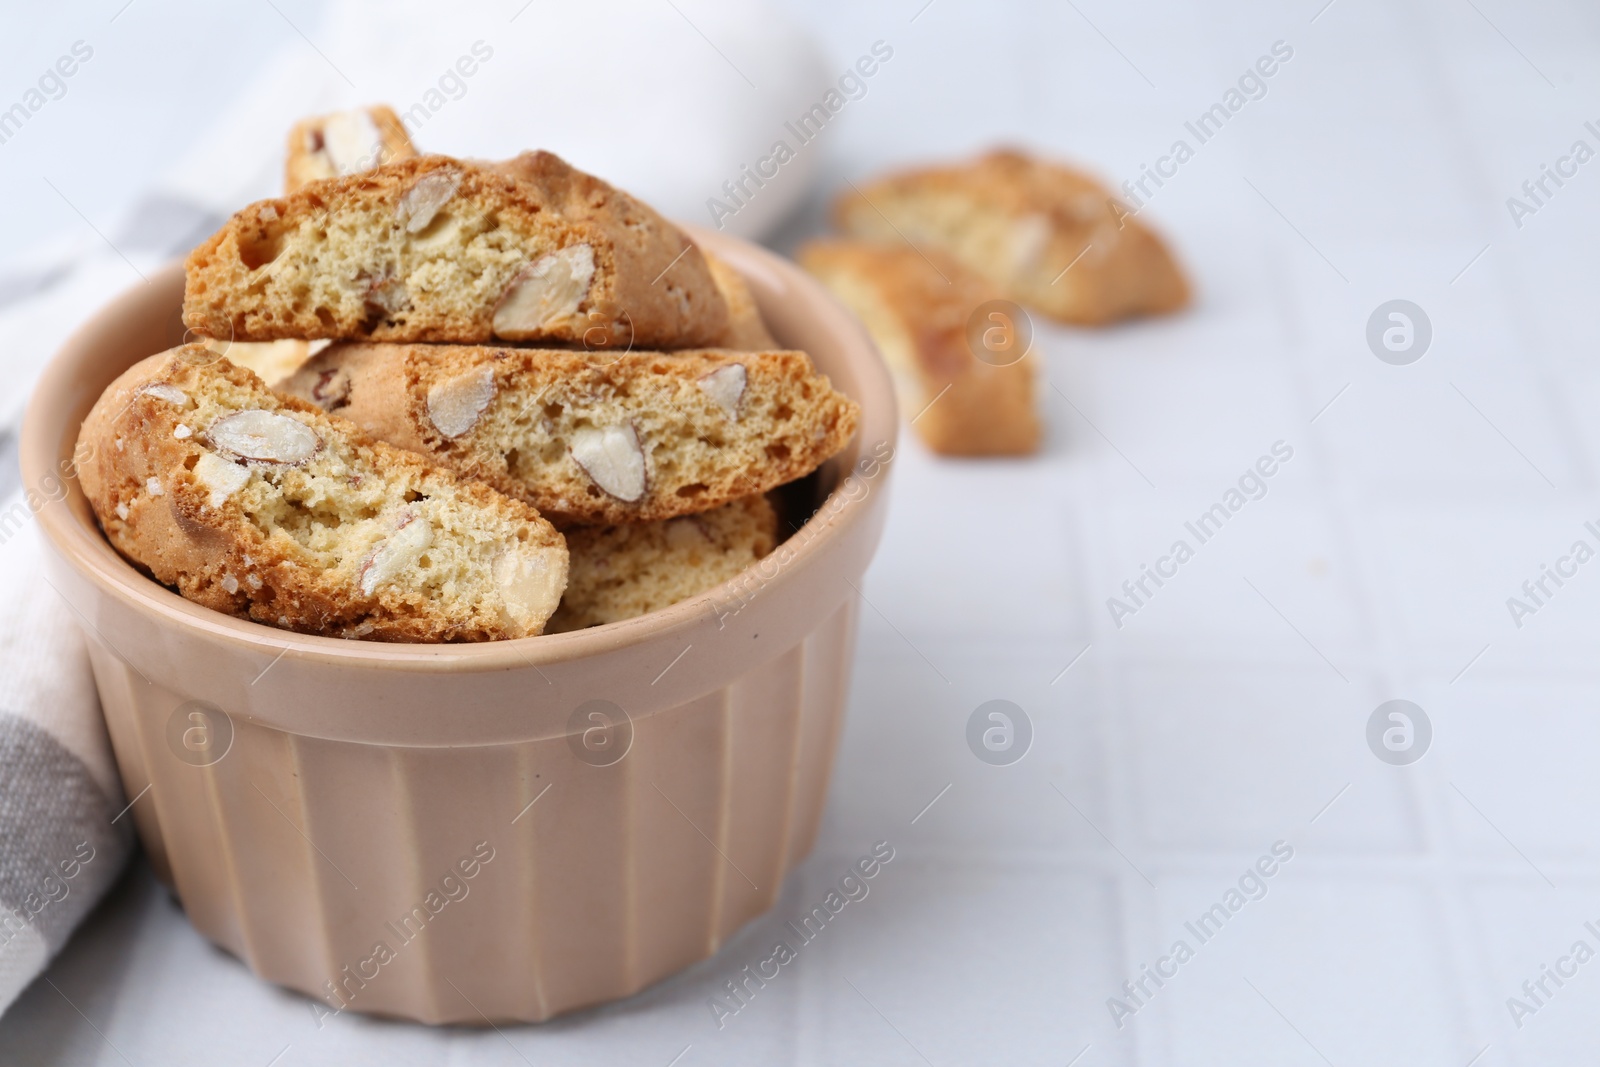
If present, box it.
[285,105,417,193]
[487,150,732,347]
[76,345,568,641]
[802,239,1039,457]
[705,252,779,350]
[184,154,729,350]
[549,494,780,632]
[279,342,860,526]
[834,148,1188,325]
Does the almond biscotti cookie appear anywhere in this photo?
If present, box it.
[549,494,779,632]
[802,239,1039,456]
[834,149,1188,325]
[488,150,730,347]
[278,342,859,526]
[76,346,568,642]
[285,105,417,193]
[184,155,729,350]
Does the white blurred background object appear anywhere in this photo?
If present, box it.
[0,0,830,259]
[167,0,830,237]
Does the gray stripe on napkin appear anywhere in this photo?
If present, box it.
[0,429,18,505]
[0,714,132,953]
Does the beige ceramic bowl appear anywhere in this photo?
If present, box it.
[21,229,896,1024]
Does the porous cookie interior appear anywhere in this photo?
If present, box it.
[550,494,779,631]
[465,351,850,521]
[111,356,565,639]
[190,161,600,341]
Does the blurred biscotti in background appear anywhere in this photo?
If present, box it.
[806,146,1189,457]
[802,240,1038,457]
[833,148,1189,326]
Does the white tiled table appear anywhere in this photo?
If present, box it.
[5,0,1600,1063]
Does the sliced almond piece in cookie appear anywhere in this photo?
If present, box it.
[285,105,417,194]
[802,239,1039,457]
[833,148,1188,325]
[184,154,729,349]
[488,150,729,347]
[279,343,860,526]
[202,339,326,387]
[76,345,568,642]
[548,494,780,632]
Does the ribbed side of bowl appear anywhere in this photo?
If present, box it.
[84,599,858,1024]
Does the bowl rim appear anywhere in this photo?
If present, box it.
[21,226,897,674]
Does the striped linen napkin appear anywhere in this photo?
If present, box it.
[0,510,134,1011]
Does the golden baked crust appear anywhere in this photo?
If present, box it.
[801,239,1039,456]
[705,252,778,349]
[76,346,568,642]
[184,154,729,350]
[549,494,779,631]
[833,148,1188,325]
[489,150,730,347]
[285,105,417,194]
[278,342,860,526]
